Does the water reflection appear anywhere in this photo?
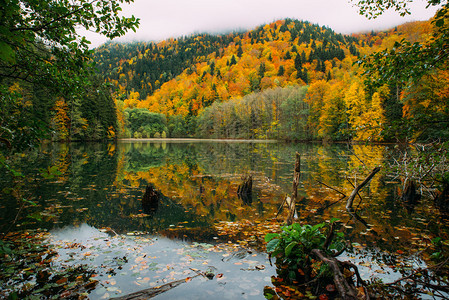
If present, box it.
[2,140,449,298]
[48,223,275,300]
[1,141,448,244]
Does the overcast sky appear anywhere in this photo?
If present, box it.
[84,0,439,48]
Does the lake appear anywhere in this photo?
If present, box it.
[1,140,448,299]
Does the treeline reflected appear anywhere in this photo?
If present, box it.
[1,142,447,247]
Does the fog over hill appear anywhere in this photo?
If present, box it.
[83,0,438,48]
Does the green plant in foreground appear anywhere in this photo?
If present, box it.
[265,219,345,282]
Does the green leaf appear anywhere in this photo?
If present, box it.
[23,198,38,206]
[0,41,15,63]
[27,212,42,221]
[432,237,442,246]
[265,233,279,242]
[266,238,279,253]
[435,18,444,27]
[285,241,298,257]
[311,223,325,231]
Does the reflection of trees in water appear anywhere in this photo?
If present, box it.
[0,142,120,231]
[3,142,448,255]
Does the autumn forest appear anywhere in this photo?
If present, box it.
[3,17,446,144]
[86,18,447,143]
[2,1,449,298]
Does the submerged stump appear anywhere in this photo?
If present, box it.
[435,181,449,211]
[142,184,159,215]
[401,180,421,213]
[237,175,253,205]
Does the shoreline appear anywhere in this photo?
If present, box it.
[117,138,279,143]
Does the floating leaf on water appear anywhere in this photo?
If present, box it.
[56,277,68,285]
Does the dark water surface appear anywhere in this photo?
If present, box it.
[1,140,448,299]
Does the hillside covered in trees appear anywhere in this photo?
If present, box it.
[93,17,447,142]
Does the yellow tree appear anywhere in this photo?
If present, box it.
[318,81,347,140]
[357,92,385,141]
[344,80,367,139]
[51,99,70,140]
[305,80,331,138]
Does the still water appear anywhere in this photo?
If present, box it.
[1,140,447,299]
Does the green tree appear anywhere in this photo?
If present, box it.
[294,53,302,71]
[277,65,285,76]
[0,0,139,148]
[237,45,243,58]
[0,0,139,90]
[258,62,266,78]
[125,108,167,137]
[229,55,237,66]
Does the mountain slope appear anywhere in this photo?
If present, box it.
[93,18,444,142]
[94,19,359,116]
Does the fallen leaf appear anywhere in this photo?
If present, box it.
[326,284,335,292]
[56,277,68,285]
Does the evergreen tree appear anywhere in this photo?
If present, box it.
[295,54,302,71]
[230,55,237,66]
[278,65,285,76]
[237,45,243,58]
[259,62,266,78]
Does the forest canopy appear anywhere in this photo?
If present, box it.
[0,0,139,148]
[93,14,448,143]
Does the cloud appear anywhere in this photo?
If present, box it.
[84,0,440,47]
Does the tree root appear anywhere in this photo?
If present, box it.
[311,249,361,300]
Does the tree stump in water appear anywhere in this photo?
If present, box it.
[142,184,159,215]
[435,181,449,212]
[401,180,421,213]
[237,175,253,205]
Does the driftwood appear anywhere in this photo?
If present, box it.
[275,195,288,218]
[346,167,380,211]
[286,152,301,225]
[110,273,201,300]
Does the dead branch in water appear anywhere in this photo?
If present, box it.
[346,167,381,211]
[286,152,301,225]
[110,273,202,300]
